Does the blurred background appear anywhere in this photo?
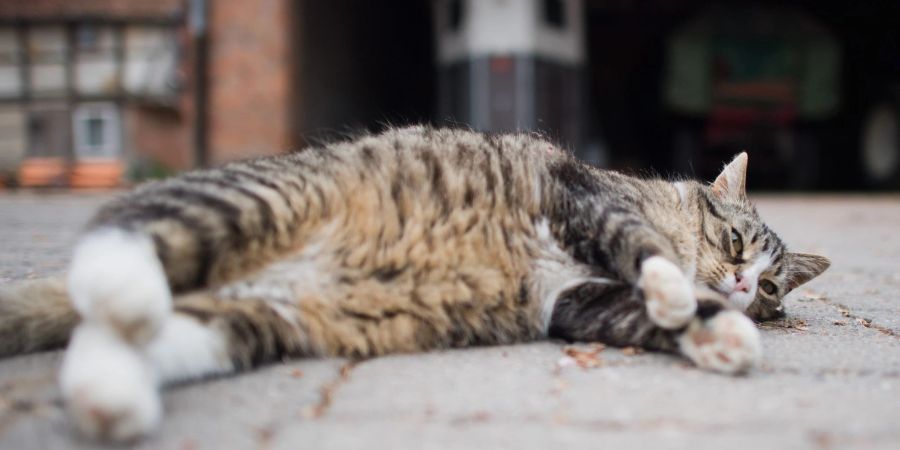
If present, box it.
[0,0,898,190]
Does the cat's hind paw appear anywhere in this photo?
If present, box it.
[60,325,161,442]
[678,310,761,375]
[638,256,697,329]
[68,228,172,345]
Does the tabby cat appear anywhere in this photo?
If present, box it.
[0,126,829,441]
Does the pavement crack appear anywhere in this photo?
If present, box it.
[815,297,898,339]
[304,360,358,419]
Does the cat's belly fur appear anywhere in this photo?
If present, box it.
[208,211,578,358]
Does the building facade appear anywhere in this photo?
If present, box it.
[0,0,294,187]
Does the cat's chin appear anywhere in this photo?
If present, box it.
[706,284,755,312]
[726,290,756,311]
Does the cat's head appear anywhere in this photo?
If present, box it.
[693,153,830,321]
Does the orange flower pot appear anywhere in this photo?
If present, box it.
[18,158,67,187]
[68,160,124,188]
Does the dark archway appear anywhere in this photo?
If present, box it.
[294,0,436,145]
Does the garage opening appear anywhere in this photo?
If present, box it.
[295,0,436,145]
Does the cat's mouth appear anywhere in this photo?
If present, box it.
[708,284,756,311]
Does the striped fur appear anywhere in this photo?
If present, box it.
[0,126,830,440]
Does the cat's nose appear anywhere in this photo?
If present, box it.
[734,274,751,293]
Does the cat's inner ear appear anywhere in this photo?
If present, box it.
[784,252,831,291]
[711,152,748,200]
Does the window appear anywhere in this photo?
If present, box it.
[75,25,119,95]
[448,0,464,32]
[25,104,70,158]
[0,28,23,98]
[543,0,567,29]
[72,103,120,159]
[86,117,105,147]
[27,27,68,97]
[124,26,179,97]
[76,26,99,52]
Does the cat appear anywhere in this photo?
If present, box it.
[0,126,830,441]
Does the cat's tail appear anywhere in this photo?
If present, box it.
[0,277,78,357]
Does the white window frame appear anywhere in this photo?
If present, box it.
[72,102,121,160]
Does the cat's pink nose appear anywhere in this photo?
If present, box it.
[734,274,751,293]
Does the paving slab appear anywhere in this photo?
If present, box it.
[0,193,897,450]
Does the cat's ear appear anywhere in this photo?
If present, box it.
[784,252,831,291]
[712,152,748,200]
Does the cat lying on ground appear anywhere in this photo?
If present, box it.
[0,126,829,441]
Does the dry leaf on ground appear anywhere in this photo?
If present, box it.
[558,344,605,369]
[759,318,809,331]
[801,289,826,301]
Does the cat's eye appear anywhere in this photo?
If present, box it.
[760,280,777,295]
[730,228,743,254]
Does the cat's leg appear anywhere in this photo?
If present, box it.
[61,176,309,439]
[675,302,762,374]
[548,282,760,374]
[61,311,235,441]
[67,228,172,345]
[591,213,696,329]
[637,256,697,329]
[61,228,172,440]
[62,288,316,441]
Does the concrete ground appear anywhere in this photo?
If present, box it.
[0,192,898,450]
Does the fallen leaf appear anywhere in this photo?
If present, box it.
[290,369,304,378]
[809,430,834,449]
[562,344,605,369]
[758,318,809,331]
[833,320,848,326]
[451,411,492,425]
[621,346,644,356]
[255,426,275,444]
[801,290,825,301]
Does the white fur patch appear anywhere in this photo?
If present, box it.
[146,315,235,383]
[674,181,688,206]
[68,228,172,344]
[719,253,773,310]
[60,324,161,441]
[678,310,761,374]
[217,222,336,310]
[531,219,613,332]
[60,313,234,440]
[638,256,697,329]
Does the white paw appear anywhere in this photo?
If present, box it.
[638,256,697,329]
[68,228,172,345]
[60,325,161,442]
[678,310,762,375]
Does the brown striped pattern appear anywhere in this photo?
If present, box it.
[0,127,829,369]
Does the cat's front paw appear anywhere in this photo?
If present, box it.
[68,229,172,345]
[60,325,161,442]
[678,310,761,375]
[638,256,697,329]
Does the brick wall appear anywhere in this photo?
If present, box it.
[207,0,294,165]
[0,0,182,20]
[125,106,191,172]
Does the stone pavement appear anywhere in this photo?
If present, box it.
[0,192,898,450]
